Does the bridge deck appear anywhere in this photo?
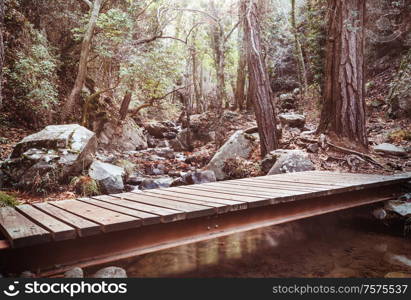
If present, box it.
[0,171,410,275]
[1,170,410,249]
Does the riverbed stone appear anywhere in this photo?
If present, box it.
[206,130,257,180]
[139,177,173,190]
[267,149,315,175]
[373,143,407,157]
[182,170,217,185]
[89,161,125,194]
[93,267,127,278]
[64,267,84,278]
[278,113,306,129]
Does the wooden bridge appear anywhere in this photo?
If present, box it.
[0,171,410,276]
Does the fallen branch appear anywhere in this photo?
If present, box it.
[326,141,384,168]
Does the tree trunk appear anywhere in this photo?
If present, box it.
[211,22,227,111]
[234,1,247,111]
[119,92,132,120]
[317,0,368,149]
[291,0,308,99]
[244,0,279,157]
[0,0,4,110]
[62,0,104,121]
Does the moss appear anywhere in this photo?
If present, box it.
[0,192,20,207]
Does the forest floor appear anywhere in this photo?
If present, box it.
[0,104,409,205]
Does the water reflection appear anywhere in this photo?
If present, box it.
[86,208,411,278]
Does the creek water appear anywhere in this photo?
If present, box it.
[85,206,411,278]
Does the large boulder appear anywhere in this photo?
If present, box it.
[267,149,315,175]
[373,143,407,157]
[1,124,97,190]
[278,113,306,129]
[98,118,147,151]
[89,161,125,194]
[206,130,257,180]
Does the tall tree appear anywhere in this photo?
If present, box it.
[317,0,368,148]
[61,0,104,121]
[0,0,4,110]
[291,0,308,99]
[234,1,247,111]
[244,0,279,156]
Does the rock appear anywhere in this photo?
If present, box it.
[20,271,35,278]
[0,170,5,189]
[261,154,278,174]
[384,253,411,268]
[385,272,411,278]
[206,130,257,180]
[93,266,127,278]
[307,143,319,153]
[1,124,97,190]
[171,177,186,187]
[124,184,138,192]
[163,132,177,140]
[98,118,147,151]
[139,177,173,190]
[373,143,407,157]
[182,170,216,185]
[169,129,191,151]
[385,200,411,217]
[147,135,158,148]
[144,122,169,138]
[372,208,387,220]
[278,113,306,129]
[154,148,175,159]
[64,267,84,278]
[278,93,296,110]
[89,161,125,194]
[126,173,144,185]
[267,149,315,175]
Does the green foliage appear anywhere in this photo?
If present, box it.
[301,0,327,86]
[0,192,20,208]
[70,176,100,197]
[4,3,60,127]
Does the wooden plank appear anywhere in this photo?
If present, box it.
[0,207,51,248]
[253,176,348,187]
[79,197,160,226]
[145,189,248,213]
[188,183,304,198]
[168,186,270,207]
[51,200,139,233]
[235,180,328,192]
[16,205,76,241]
[94,195,185,223]
[142,190,226,212]
[121,192,216,219]
[33,202,101,237]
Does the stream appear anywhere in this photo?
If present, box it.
[85,206,411,278]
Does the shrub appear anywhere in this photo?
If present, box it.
[0,192,20,207]
[70,176,100,197]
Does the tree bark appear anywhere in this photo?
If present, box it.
[317,0,368,149]
[119,92,132,120]
[0,0,4,110]
[244,0,279,157]
[291,0,308,98]
[62,0,104,121]
[234,1,247,111]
